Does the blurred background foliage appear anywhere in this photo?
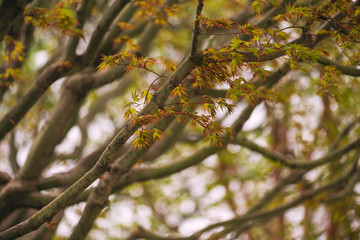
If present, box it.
[1,0,360,239]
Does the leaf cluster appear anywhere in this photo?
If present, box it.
[132,128,165,150]
[0,36,25,64]
[316,65,342,100]
[97,51,157,73]
[134,0,181,26]
[198,14,234,32]
[24,0,84,39]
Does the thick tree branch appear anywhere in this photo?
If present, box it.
[0,0,26,43]
[190,0,204,58]
[9,132,19,174]
[0,173,11,187]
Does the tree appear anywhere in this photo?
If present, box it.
[0,0,360,239]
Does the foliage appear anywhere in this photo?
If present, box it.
[0,0,360,240]
[24,0,84,38]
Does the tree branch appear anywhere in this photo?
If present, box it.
[0,54,198,240]
[316,55,360,76]
[68,116,177,239]
[35,18,167,190]
[9,131,19,174]
[133,162,359,239]
[0,0,26,43]
[96,2,138,59]
[79,0,131,66]
[64,0,93,60]
[233,135,360,169]
[190,0,204,58]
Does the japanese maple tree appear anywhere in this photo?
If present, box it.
[1,0,360,239]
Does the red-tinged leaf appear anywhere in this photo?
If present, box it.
[131,137,151,150]
[170,86,188,98]
[25,1,84,38]
[47,220,58,230]
[249,1,265,15]
[131,91,140,102]
[153,129,165,141]
[124,107,138,119]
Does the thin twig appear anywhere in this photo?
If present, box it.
[144,69,169,103]
[267,25,303,44]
